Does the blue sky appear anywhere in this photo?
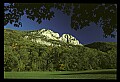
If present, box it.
[4,6,117,45]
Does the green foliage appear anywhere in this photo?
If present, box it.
[84,42,117,52]
[4,29,117,72]
[4,3,117,37]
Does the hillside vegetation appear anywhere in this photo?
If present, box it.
[4,29,117,72]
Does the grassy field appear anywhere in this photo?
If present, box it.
[4,69,117,79]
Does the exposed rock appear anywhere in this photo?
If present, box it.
[41,29,60,40]
[59,34,80,45]
[34,38,52,46]
[24,36,29,39]
[24,29,83,46]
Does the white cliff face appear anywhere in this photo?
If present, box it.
[38,29,60,40]
[24,29,83,46]
[59,34,81,45]
[35,38,52,46]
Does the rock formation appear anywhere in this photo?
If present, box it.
[59,34,80,45]
[24,29,83,46]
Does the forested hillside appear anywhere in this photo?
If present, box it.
[85,42,117,52]
[4,29,117,72]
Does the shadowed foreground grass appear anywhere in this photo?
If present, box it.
[4,69,117,79]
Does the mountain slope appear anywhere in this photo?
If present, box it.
[4,28,117,72]
[84,42,117,52]
[23,28,83,46]
[4,28,83,46]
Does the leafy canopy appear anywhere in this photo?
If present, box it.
[4,3,117,38]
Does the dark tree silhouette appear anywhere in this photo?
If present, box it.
[4,3,117,38]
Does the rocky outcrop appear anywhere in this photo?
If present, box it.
[25,29,83,46]
[59,34,80,45]
[40,29,60,40]
[33,38,52,46]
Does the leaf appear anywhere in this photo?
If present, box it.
[10,20,13,24]
[111,34,116,38]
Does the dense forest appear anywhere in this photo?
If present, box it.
[4,29,117,72]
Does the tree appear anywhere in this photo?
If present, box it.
[4,3,117,38]
[4,45,18,71]
[106,49,117,68]
[4,28,117,71]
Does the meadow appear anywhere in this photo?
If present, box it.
[4,69,117,79]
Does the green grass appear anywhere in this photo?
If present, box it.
[4,69,117,79]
